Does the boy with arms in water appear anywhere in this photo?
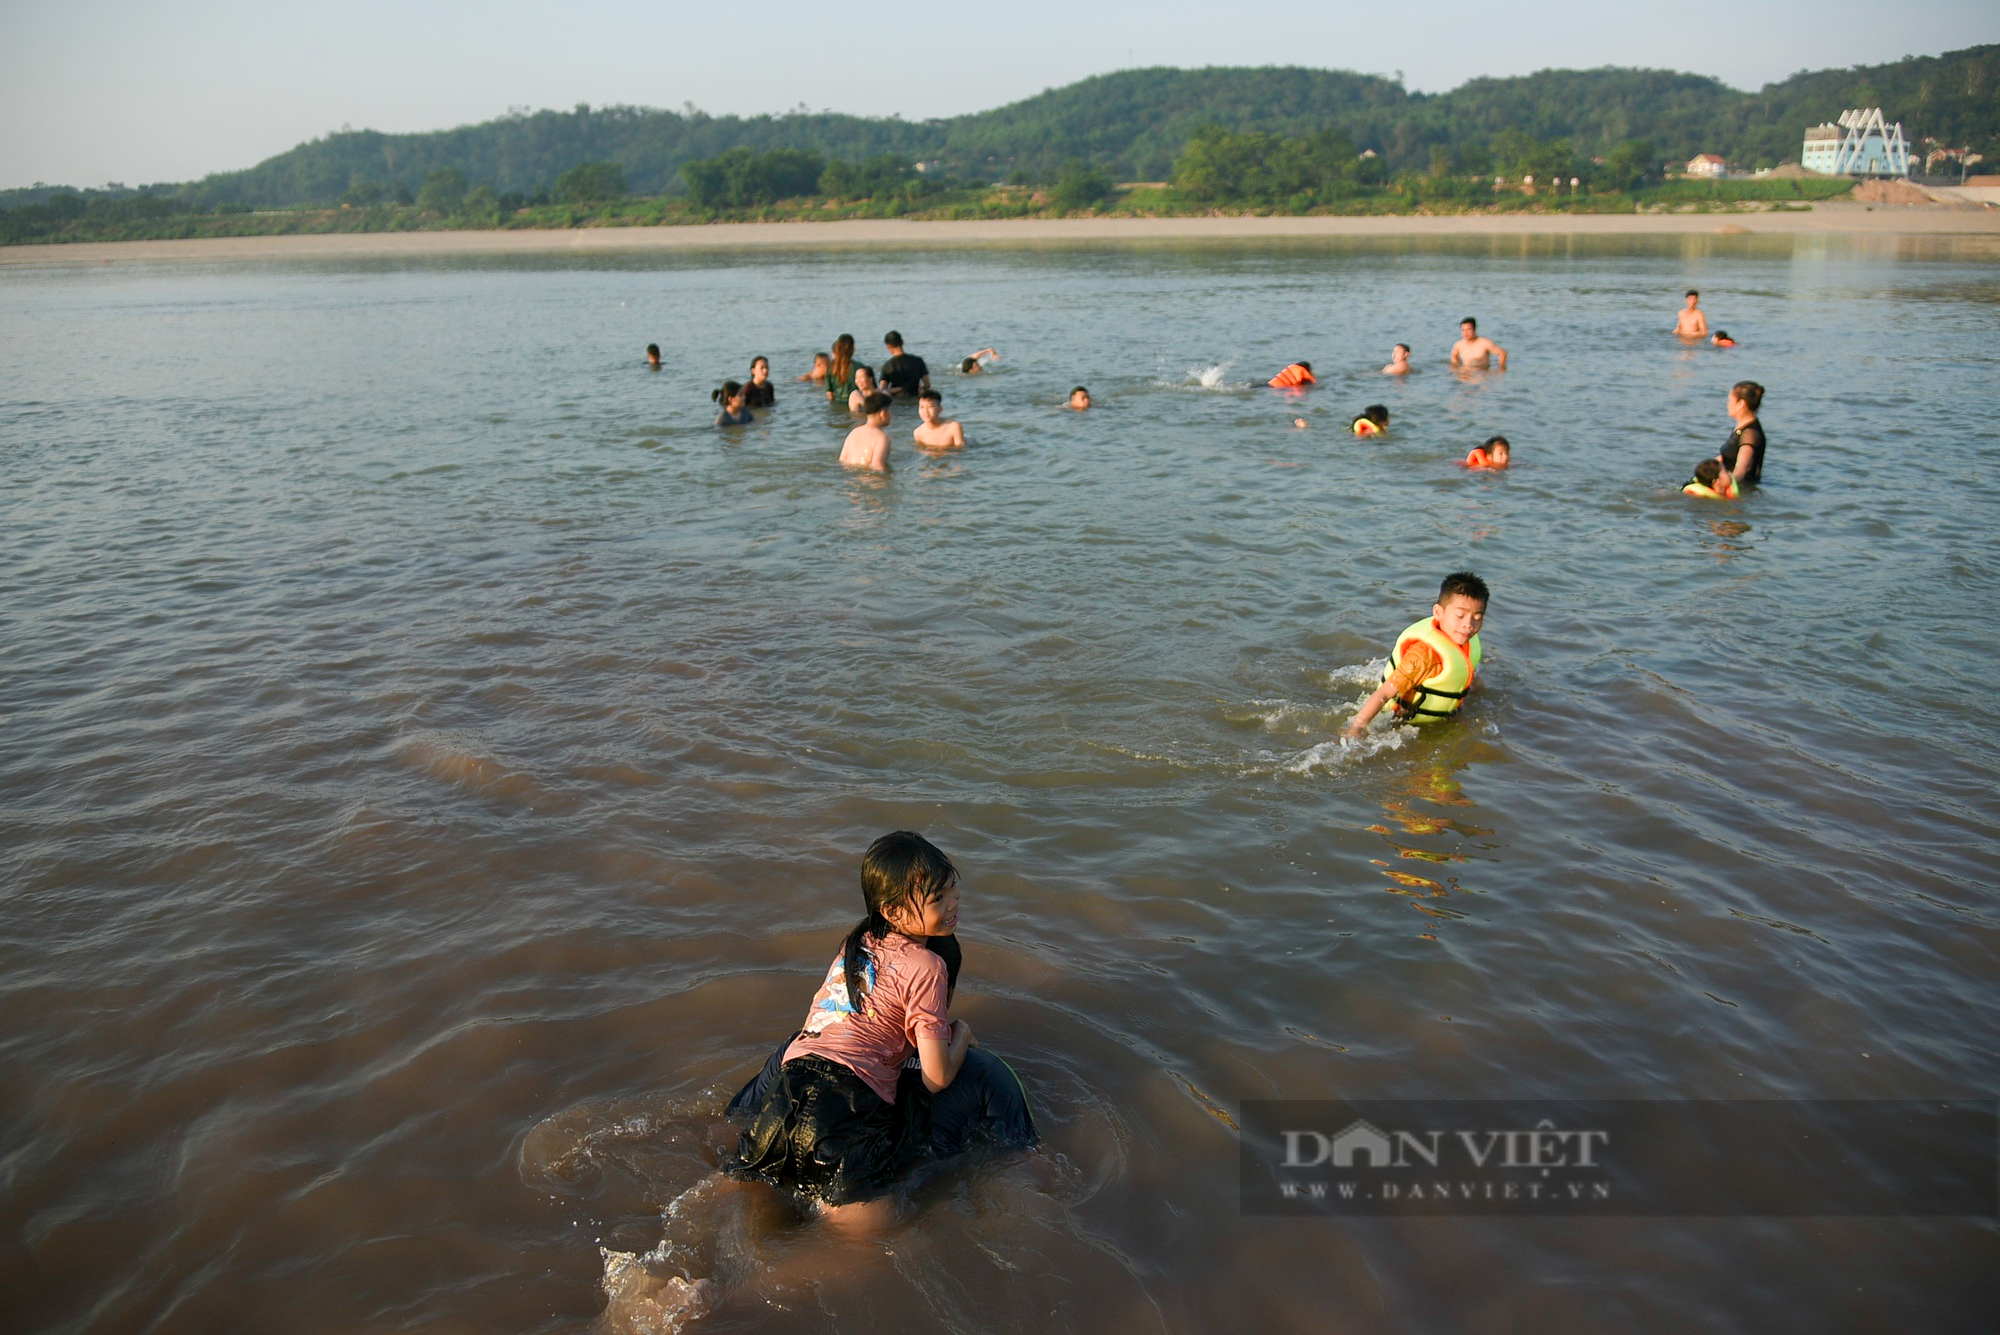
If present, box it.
[1449,318,1507,370]
[912,389,966,450]
[1345,572,1489,737]
[840,393,894,472]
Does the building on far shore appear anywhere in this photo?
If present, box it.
[1801,109,1910,176]
[1685,154,1728,178]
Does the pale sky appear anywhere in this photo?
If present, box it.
[4,0,1994,188]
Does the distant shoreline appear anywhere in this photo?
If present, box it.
[5,207,1997,265]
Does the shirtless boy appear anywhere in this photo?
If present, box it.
[839,393,893,472]
[912,390,966,450]
[1674,291,1709,340]
[1382,344,1412,375]
[1449,318,1508,370]
[1069,386,1092,410]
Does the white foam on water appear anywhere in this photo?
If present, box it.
[1328,657,1389,687]
[1154,361,1245,391]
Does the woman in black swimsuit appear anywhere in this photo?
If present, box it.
[1722,380,1766,487]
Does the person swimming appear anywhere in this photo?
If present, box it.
[1683,456,1740,500]
[712,380,754,427]
[1344,571,1490,737]
[839,392,893,471]
[1269,361,1315,389]
[646,343,662,370]
[744,356,776,407]
[798,351,830,383]
[1352,404,1390,436]
[1068,386,1091,410]
[1464,435,1510,468]
[848,365,883,414]
[1711,330,1736,347]
[824,334,860,404]
[912,389,965,450]
[727,832,1035,1215]
[959,348,999,374]
[1382,344,1413,375]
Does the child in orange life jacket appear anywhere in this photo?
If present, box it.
[1344,571,1488,737]
[1269,361,1315,389]
[1710,330,1736,347]
[1352,404,1390,436]
[1682,456,1740,499]
[1464,435,1510,469]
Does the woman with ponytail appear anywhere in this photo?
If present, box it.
[712,380,754,427]
[727,831,1036,1216]
[823,333,859,404]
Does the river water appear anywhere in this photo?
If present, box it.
[3,235,1996,1333]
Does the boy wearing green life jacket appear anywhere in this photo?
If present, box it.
[1344,571,1489,738]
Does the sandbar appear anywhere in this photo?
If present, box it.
[4,206,1997,266]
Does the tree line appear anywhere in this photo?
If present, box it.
[18,46,1986,212]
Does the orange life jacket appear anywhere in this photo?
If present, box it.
[1465,448,1507,469]
[1269,364,1315,388]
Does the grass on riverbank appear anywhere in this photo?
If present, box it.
[2,178,1858,245]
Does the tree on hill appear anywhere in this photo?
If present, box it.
[554,161,625,202]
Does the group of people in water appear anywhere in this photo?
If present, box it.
[667,298,1759,496]
[619,293,1768,1324]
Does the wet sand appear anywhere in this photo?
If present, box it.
[3,205,1997,265]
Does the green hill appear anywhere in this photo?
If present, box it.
[14,44,1997,207]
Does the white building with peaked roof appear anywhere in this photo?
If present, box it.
[1686,154,1727,178]
[1801,109,1910,176]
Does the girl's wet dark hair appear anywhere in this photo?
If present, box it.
[1362,404,1390,426]
[830,334,856,386]
[960,357,978,373]
[711,380,744,404]
[844,832,958,1010]
[1694,457,1724,485]
[1485,434,1510,451]
[1731,380,1764,412]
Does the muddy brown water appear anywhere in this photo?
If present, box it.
[3,237,1996,1333]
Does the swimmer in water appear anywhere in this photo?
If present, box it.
[712,380,754,427]
[848,365,882,414]
[646,343,661,370]
[1382,344,1413,375]
[1352,404,1390,436]
[1682,456,1740,499]
[959,348,999,374]
[1269,361,1315,389]
[1674,290,1709,340]
[1345,571,1489,737]
[798,351,830,383]
[839,392,893,471]
[1068,386,1091,410]
[744,356,776,408]
[1449,318,1508,370]
[1710,330,1736,347]
[912,389,965,450]
[1464,435,1510,468]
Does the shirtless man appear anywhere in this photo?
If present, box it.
[1068,386,1092,410]
[839,392,893,472]
[912,389,965,450]
[1449,318,1507,370]
[1382,344,1413,375]
[1674,290,1709,340]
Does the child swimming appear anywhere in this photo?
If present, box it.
[959,348,999,374]
[1352,404,1390,436]
[1682,456,1740,499]
[712,381,754,427]
[839,392,893,471]
[912,389,966,450]
[1068,386,1091,410]
[744,356,776,407]
[1464,435,1510,468]
[1344,571,1489,737]
[727,832,1036,1213]
[646,343,662,370]
[1711,330,1736,347]
[1268,361,1315,388]
[847,365,883,414]
[1382,344,1413,375]
[797,351,830,383]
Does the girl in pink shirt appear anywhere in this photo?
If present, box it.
[728,832,1035,1209]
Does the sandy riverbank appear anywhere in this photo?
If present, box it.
[4,206,1997,265]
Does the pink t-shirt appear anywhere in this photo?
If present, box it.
[784,932,950,1104]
